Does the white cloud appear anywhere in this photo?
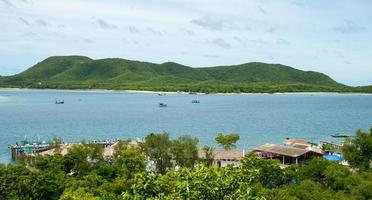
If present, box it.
[333,20,366,34]
[95,18,118,30]
[191,15,239,31]
[0,0,371,85]
[208,38,231,49]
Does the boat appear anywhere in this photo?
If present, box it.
[191,100,200,103]
[330,134,352,138]
[158,93,166,96]
[159,103,167,107]
[189,92,197,95]
[55,99,64,104]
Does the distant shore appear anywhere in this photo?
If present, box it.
[1,87,371,96]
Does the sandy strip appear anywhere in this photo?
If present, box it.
[0,87,370,96]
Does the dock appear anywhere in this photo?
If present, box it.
[10,143,50,160]
[9,139,118,160]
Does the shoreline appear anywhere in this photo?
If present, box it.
[0,87,371,96]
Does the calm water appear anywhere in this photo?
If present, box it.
[0,89,371,163]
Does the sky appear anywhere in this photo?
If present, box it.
[0,0,371,86]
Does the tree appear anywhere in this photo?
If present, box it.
[60,188,99,200]
[171,136,199,168]
[63,144,92,176]
[0,164,34,199]
[215,133,240,150]
[342,128,372,170]
[279,180,347,200]
[299,157,331,183]
[31,169,66,200]
[49,137,62,154]
[323,163,351,191]
[351,179,372,200]
[142,132,172,174]
[114,148,146,178]
[200,146,214,166]
[122,164,262,199]
[242,153,291,188]
[87,143,104,163]
[112,140,130,162]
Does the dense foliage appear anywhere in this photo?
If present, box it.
[1,55,368,93]
[0,130,371,199]
[215,133,240,150]
[342,128,372,170]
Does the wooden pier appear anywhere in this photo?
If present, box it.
[10,139,117,160]
[10,143,50,160]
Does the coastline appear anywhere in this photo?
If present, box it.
[0,87,371,95]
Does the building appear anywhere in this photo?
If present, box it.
[198,149,245,167]
[254,143,323,165]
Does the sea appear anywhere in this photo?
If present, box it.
[0,89,371,163]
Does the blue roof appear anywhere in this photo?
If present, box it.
[323,154,343,161]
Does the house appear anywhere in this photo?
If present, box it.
[254,143,323,165]
[198,149,245,167]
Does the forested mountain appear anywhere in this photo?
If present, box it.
[0,55,367,93]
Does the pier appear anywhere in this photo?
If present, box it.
[10,142,50,160]
[9,139,117,160]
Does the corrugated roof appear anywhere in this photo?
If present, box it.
[39,144,73,156]
[39,141,140,157]
[198,150,244,160]
[255,143,310,157]
[102,141,139,157]
[283,138,310,146]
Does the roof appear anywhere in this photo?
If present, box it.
[103,141,140,157]
[39,140,140,157]
[103,142,117,157]
[103,141,138,157]
[283,138,310,146]
[292,144,309,149]
[39,144,74,156]
[198,150,244,160]
[255,143,310,157]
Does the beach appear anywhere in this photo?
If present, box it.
[0,87,370,96]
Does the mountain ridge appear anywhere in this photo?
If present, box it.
[0,55,368,93]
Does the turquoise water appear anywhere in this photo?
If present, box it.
[1,89,371,163]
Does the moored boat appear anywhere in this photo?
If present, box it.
[55,99,64,104]
[159,103,167,107]
[330,134,352,138]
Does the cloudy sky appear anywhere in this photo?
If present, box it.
[0,0,371,86]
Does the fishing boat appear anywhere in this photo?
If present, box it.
[330,134,352,138]
[55,99,64,104]
[191,100,200,103]
[159,103,167,107]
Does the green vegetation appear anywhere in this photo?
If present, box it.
[322,144,338,151]
[1,55,370,93]
[215,133,240,150]
[342,128,372,170]
[0,129,371,199]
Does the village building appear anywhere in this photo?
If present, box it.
[254,143,323,166]
[198,149,245,167]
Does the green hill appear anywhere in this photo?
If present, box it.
[0,55,363,93]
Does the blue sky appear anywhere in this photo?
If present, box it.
[0,0,371,86]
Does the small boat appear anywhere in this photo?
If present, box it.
[330,134,352,138]
[191,100,200,103]
[189,92,197,95]
[159,103,167,107]
[55,100,64,104]
[158,93,166,96]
